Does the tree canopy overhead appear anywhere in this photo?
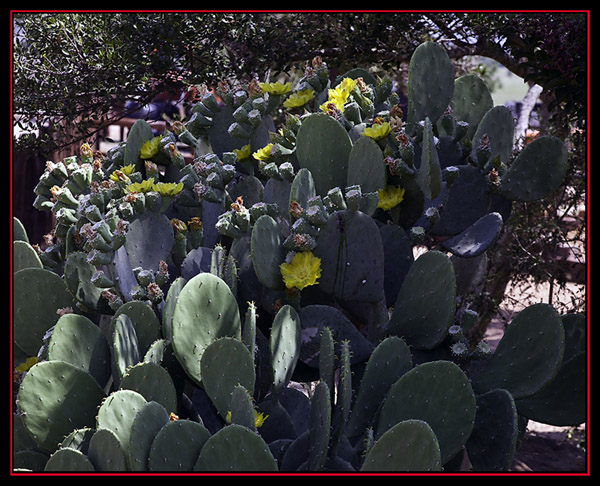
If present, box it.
[12,11,587,154]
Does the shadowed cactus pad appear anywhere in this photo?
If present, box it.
[470,303,565,399]
[376,360,476,464]
[194,424,278,472]
[361,420,441,472]
[387,250,456,350]
[148,419,210,472]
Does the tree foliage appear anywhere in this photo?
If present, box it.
[13,12,587,154]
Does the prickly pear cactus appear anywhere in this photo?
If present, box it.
[13,39,583,473]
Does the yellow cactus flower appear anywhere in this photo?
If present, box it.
[80,143,94,158]
[225,410,269,428]
[362,121,392,141]
[121,164,136,176]
[14,357,38,374]
[280,251,322,291]
[319,78,357,113]
[283,89,315,108]
[124,178,156,194]
[233,144,252,161]
[259,81,292,96]
[109,164,136,183]
[154,182,183,197]
[338,77,358,94]
[377,185,406,211]
[253,143,274,161]
[140,136,162,160]
[253,411,268,428]
[320,89,347,113]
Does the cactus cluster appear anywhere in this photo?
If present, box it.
[13,41,584,473]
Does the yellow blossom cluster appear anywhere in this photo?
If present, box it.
[140,136,162,160]
[283,88,315,109]
[319,77,358,113]
[124,177,184,197]
[109,164,136,183]
[233,144,252,161]
[259,81,292,96]
[252,143,274,162]
[362,121,392,141]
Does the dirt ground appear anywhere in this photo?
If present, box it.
[481,278,588,474]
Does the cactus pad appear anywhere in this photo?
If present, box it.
[470,303,565,399]
[499,135,568,201]
[194,424,277,471]
[376,360,476,464]
[361,419,441,472]
[295,112,352,196]
[387,250,456,350]
[200,336,255,420]
[171,273,241,386]
[18,360,105,452]
[13,268,76,356]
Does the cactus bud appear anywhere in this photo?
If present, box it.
[91,270,115,288]
[443,166,460,187]
[262,162,281,180]
[451,342,470,360]
[409,226,426,245]
[248,202,268,223]
[136,269,155,287]
[448,324,464,343]
[80,143,94,163]
[325,187,346,211]
[472,340,492,360]
[279,162,295,181]
[289,200,304,220]
[171,218,187,241]
[345,185,362,213]
[305,204,328,226]
[146,282,164,303]
[130,285,147,301]
[424,206,440,226]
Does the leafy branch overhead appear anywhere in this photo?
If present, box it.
[12,12,587,154]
